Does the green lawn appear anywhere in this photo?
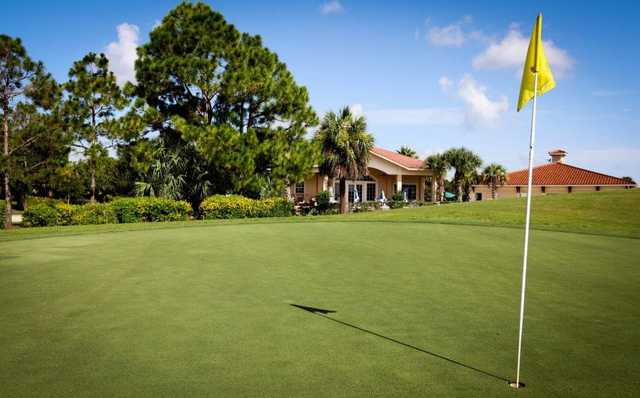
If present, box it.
[2,190,638,242]
[347,189,640,238]
[1,205,639,396]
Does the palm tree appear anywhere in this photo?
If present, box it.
[397,145,418,158]
[425,153,449,203]
[315,107,374,214]
[443,147,482,202]
[480,163,507,199]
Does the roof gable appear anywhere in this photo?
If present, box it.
[370,147,425,170]
[507,162,629,185]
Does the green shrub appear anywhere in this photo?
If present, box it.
[314,191,334,214]
[27,197,64,208]
[391,191,405,201]
[21,197,191,228]
[71,203,118,225]
[54,203,76,226]
[110,197,191,223]
[110,198,142,223]
[353,201,382,212]
[140,198,192,222]
[387,191,408,209]
[23,204,60,227]
[200,195,294,219]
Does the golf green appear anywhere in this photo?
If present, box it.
[1,222,638,397]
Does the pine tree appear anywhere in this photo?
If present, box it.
[64,52,126,202]
[0,35,59,228]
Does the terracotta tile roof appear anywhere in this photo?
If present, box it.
[370,147,425,169]
[507,162,630,186]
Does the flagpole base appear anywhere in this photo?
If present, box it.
[509,381,526,389]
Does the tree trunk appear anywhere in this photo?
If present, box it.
[431,177,437,203]
[90,109,97,203]
[457,183,462,202]
[339,177,348,214]
[18,192,27,211]
[491,182,496,200]
[3,104,12,229]
[90,167,96,203]
[439,177,445,202]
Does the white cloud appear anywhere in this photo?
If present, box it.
[472,26,575,77]
[428,23,466,47]
[426,15,474,47]
[457,75,508,127]
[349,103,364,117]
[320,1,344,15]
[438,76,453,92]
[105,23,140,86]
[353,74,508,129]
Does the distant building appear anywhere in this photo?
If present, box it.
[471,149,636,201]
[291,147,431,203]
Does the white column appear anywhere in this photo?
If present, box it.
[396,174,403,193]
[419,177,425,201]
[322,175,328,191]
[327,178,335,202]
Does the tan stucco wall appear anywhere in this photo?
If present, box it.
[293,152,431,202]
[471,184,632,200]
[297,170,427,202]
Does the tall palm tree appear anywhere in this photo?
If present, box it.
[315,107,374,214]
[397,145,418,159]
[480,163,507,199]
[425,153,449,203]
[444,147,482,202]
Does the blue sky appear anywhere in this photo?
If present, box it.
[4,0,640,180]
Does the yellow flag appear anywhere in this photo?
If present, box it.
[517,14,555,112]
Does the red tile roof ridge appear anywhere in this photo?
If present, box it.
[506,162,629,185]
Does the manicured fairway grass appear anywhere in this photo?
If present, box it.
[1,221,638,397]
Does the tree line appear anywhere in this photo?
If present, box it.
[1,1,517,228]
[1,2,319,228]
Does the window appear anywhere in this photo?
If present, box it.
[348,184,363,203]
[516,186,521,194]
[568,186,573,193]
[475,193,483,201]
[334,182,340,200]
[541,186,546,193]
[366,183,376,201]
[295,182,305,194]
[595,186,601,191]
[402,184,417,201]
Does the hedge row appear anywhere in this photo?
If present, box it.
[200,195,294,219]
[109,198,192,223]
[23,197,191,227]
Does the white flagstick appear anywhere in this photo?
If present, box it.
[514,71,539,388]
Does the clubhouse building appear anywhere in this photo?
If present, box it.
[471,149,635,200]
[292,147,432,203]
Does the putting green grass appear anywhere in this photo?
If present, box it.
[1,221,638,397]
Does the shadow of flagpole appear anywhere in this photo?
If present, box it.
[290,304,510,384]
